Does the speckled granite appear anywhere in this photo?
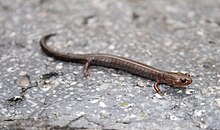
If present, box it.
[0,0,220,129]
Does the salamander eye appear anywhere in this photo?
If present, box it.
[184,73,190,77]
[180,78,187,83]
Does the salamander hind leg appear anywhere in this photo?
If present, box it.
[153,82,164,95]
[83,59,92,77]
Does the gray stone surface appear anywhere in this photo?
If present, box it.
[0,0,220,129]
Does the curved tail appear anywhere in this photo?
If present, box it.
[40,33,77,61]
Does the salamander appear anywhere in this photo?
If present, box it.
[40,34,192,94]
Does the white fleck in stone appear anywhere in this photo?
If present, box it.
[198,123,208,129]
[69,87,74,91]
[137,81,145,87]
[73,71,80,75]
[198,77,203,81]
[99,102,107,108]
[116,95,122,101]
[127,114,136,119]
[35,70,40,74]
[196,30,204,36]
[9,32,16,37]
[164,40,173,47]
[179,51,185,56]
[40,99,45,103]
[96,88,100,91]
[97,71,104,74]
[78,111,85,116]
[78,83,84,87]
[40,84,52,92]
[170,115,178,120]
[177,90,182,93]
[19,71,27,75]
[200,103,205,106]
[26,110,32,114]
[124,109,129,112]
[27,39,33,44]
[193,110,205,117]
[215,99,220,107]
[108,45,115,50]
[57,98,62,101]
[185,89,195,94]
[66,106,72,110]
[119,77,125,81]
[154,93,163,99]
[127,93,134,97]
[7,67,14,72]
[91,99,99,103]
[100,110,106,114]
[32,87,38,92]
[76,97,82,101]
[56,63,63,70]
[44,80,50,84]
[217,79,220,86]
[111,73,119,77]
[70,81,77,86]
[64,95,70,99]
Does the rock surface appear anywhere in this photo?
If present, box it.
[0,0,220,129]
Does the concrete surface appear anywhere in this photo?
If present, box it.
[0,0,220,129]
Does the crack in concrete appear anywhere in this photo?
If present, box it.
[5,80,38,106]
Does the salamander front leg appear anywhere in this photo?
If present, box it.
[153,82,164,95]
[83,60,92,77]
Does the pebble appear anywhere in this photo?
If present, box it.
[70,81,77,86]
[99,102,107,108]
[215,99,220,107]
[193,110,205,117]
[56,63,63,70]
[185,89,195,95]
[154,93,163,99]
[16,74,30,87]
[90,99,99,104]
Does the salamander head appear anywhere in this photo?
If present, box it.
[166,72,192,87]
